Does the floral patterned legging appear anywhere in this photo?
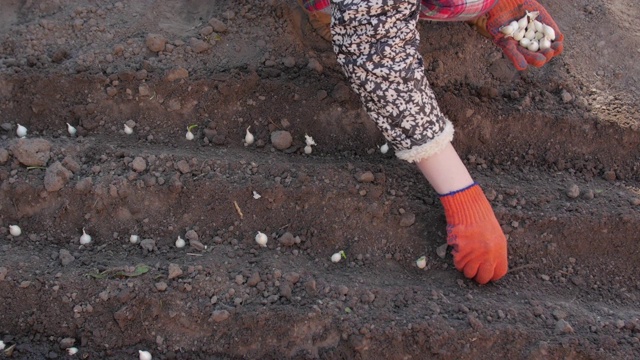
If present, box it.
[330,0,496,162]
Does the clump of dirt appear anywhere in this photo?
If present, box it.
[1,0,639,359]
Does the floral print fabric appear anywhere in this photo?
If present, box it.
[331,0,454,162]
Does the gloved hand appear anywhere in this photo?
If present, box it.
[440,184,508,284]
[484,0,564,70]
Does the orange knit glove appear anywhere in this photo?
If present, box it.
[440,184,508,284]
[486,0,564,70]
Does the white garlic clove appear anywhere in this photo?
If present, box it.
[543,25,556,41]
[527,40,540,52]
[124,124,133,134]
[255,232,268,247]
[304,134,317,146]
[539,38,552,50]
[245,126,254,145]
[67,347,79,355]
[80,228,92,245]
[534,31,545,40]
[130,235,140,244]
[9,225,22,236]
[252,191,261,199]
[526,10,540,22]
[519,38,531,48]
[67,123,77,136]
[139,350,152,360]
[175,236,186,248]
[517,16,529,30]
[525,29,536,40]
[16,124,27,138]
[534,20,543,33]
[416,256,427,269]
[513,29,526,41]
[185,129,194,140]
[508,21,519,31]
[380,143,389,154]
[304,145,312,154]
[500,24,516,36]
[331,252,342,263]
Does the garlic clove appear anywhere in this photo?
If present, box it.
[519,38,531,48]
[304,145,312,154]
[139,350,152,360]
[539,38,552,50]
[543,25,556,41]
[517,16,528,31]
[9,225,22,237]
[534,31,545,41]
[130,235,140,244]
[185,129,194,140]
[67,347,78,355]
[175,236,186,248]
[124,124,134,134]
[525,29,536,40]
[534,20,543,33]
[331,250,346,263]
[80,228,92,245]
[252,191,261,199]
[527,40,540,52]
[513,29,526,41]
[500,24,515,36]
[416,256,427,269]
[67,123,77,136]
[255,231,268,247]
[380,143,389,154]
[245,126,254,145]
[526,10,540,22]
[16,124,27,138]
[304,134,316,146]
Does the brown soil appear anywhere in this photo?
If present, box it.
[1,1,639,359]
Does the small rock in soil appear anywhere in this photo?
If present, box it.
[140,238,156,252]
[355,171,375,183]
[278,232,296,247]
[560,89,573,103]
[305,278,317,295]
[208,18,228,33]
[211,310,230,322]
[168,263,183,280]
[189,239,206,251]
[0,148,9,164]
[279,283,292,299]
[59,249,75,266]
[10,138,51,166]
[44,162,73,192]
[131,157,147,172]
[552,309,568,320]
[155,282,168,292]
[468,315,484,330]
[0,267,7,281]
[399,213,416,227]
[165,67,189,82]
[75,177,93,193]
[59,337,75,349]
[246,272,261,287]
[270,130,292,150]
[555,319,574,334]
[307,58,323,73]
[603,170,616,182]
[185,229,198,241]
[436,243,448,259]
[190,38,211,53]
[145,33,167,52]
[176,159,191,174]
[566,184,580,199]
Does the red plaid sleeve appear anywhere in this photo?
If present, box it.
[420,0,497,21]
[300,0,331,12]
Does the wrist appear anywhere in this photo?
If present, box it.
[439,184,495,224]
